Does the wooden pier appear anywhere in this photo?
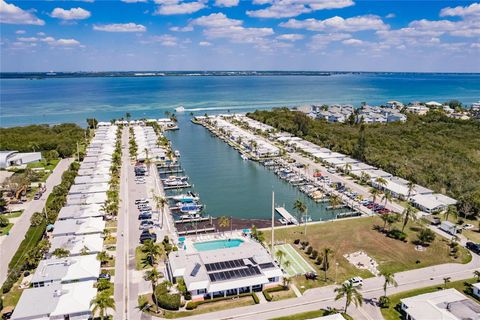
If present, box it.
[175,217,210,224]
[275,207,299,225]
[178,227,216,235]
[164,184,191,190]
[159,169,184,175]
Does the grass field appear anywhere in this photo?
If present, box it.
[271,310,351,320]
[381,278,479,320]
[264,217,471,289]
[27,159,60,171]
[0,211,23,236]
[275,244,316,276]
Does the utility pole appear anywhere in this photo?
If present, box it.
[271,191,275,259]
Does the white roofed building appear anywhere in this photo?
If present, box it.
[167,239,283,301]
[400,288,480,320]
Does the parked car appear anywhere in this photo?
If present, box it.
[140,231,157,243]
[345,277,363,287]
[34,193,41,200]
[463,224,474,230]
[138,212,152,220]
[2,311,13,320]
[466,242,480,254]
[98,273,111,281]
[135,199,149,204]
[139,220,154,229]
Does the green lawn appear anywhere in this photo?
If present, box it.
[135,246,148,270]
[27,159,60,171]
[138,293,257,319]
[263,217,471,290]
[271,310,350,320]
[1,276,25,311]
[381,278,479,320]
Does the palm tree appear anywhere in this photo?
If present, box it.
[97,251,110,266]
[282,277,291,288]
[284,260,291,270]
[382,191,393,206]
[90,291,115,320]
[276,249,285,265]
[444,205,458,222]
[401,205,417,232]
[375,177,388,190]
[153,195,167,227]
[343,163,352,175]
[322,248,333,281]
[334,282,363,313]
[473,270,480,281]
[370,188,381,205]
[407,180,415,199]
[443,276,451,289]
[329,194,342,210]
[141,240,162,267]
[360,172,371,184]
[218,216,230,229]
[293,199,308,235]
[304,163,310,175]
[145,268,162,313]
[381,271,398,296]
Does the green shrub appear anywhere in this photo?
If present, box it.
[156,293,181,310]
[252,293,259,304]
[262,286,287,302]
[263,290,272,301]
[306,246,313,255]
[293,239,300,245]
[186,293,256,310]
[387,228,407,241]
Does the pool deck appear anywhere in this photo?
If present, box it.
[182,230,252,254]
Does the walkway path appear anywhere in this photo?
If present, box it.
[0,158,73,286]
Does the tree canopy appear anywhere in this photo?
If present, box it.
[0,123,85,158]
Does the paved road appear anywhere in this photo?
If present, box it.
[114,127,175,320]
[146,252,478,320]
[0,158,73,286]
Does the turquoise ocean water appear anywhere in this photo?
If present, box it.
[1,73,479,127]
[1,73,479,220]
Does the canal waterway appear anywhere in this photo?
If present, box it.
[164,115,348,221]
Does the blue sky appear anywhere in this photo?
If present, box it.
[1,0,479,72]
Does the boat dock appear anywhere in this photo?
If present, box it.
[275,207,299,225]
[158,164,181,169]
[164,184,191,190]
[178,227,216,235]
[175,217,210,224]
[159,169,184,174]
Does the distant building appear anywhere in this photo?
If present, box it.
[406,105,429,115]
[0,151,42,169]
[400,288,480,320]
[473,283,480,298]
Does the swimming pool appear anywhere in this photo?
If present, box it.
[193,239,244,251]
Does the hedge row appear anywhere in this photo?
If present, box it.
[186,292,259,310]
[263,286,288,302]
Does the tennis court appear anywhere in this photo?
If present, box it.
[274,243,316,277]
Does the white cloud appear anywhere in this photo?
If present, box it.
[51,7,91,20]
[214,0,239,7]
[192,13,242,28]
[93,23,146,32]
[204,25,274,44]
[0,0,45,25]
[342,38,362,45]
[276,33,304,41]
[154,0,206,15]
[247,0,354,19]
[121,0,148,2]
[37,32,45,36]
[440,3,480,17]
[170,12,241,31]
[280,15,388,32]
[199,41,212,46]
[142,34,179,46]
[17,36,38,42]
[386,13,395,19]
[308,32,350,49]
[15,29,25,34]
[17,35,81,47]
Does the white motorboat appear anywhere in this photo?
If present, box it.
[175,106,185,112]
